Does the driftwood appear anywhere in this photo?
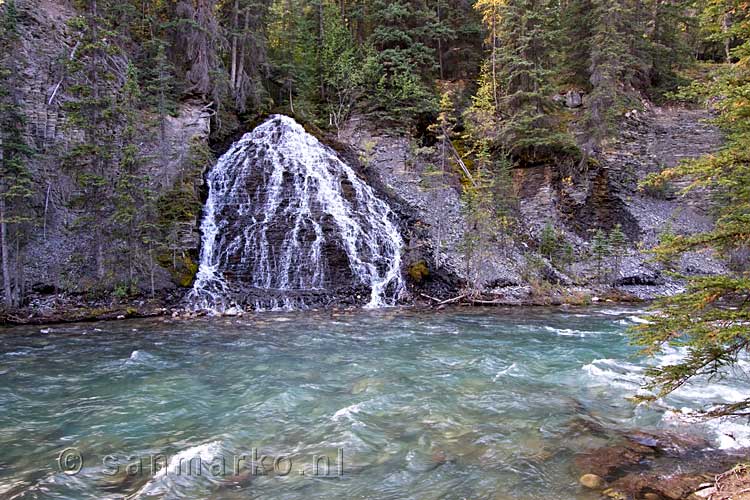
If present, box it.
[48,41,80,106]
[420,293,516,307]
[441,124,476,186]
[420,293,467,306]
[468,298,507,305]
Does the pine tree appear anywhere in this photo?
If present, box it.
[647,0,692,95]
[320,3,364,134]
[64,0,122,282]
[113,63,154,292]
[366,0,438,125]
[0,0,34,308]
[591,228,610,282]
[586,0,639,145]
[634,1,750,417]
[540,222,559,261]
[477,0,578,162]
[608,223,627,277]
[559,0,594,89]
[143,38,178,143]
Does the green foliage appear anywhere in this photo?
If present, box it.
[473,0,579,163]
[0,0,35,307]
[540,222,558,261]
[540,222,576,271]
[609,223,627,270]
[591,228,611,282]
[408,261,430,283]
[633,1,750,418]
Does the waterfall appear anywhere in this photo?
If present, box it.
[189,115,405,311]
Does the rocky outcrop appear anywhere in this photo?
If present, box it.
[574,430,749,500]
[11,0,212,298]
[339,116,526,297]
[340,101,726,300]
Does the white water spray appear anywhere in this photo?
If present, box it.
[189,115,405,311]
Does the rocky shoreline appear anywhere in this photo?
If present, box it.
[2,295,748,499]
[573,428,749,500]
[0,284,651,326]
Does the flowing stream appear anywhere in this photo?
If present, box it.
[1,307,748,499]
[189,115,405,312]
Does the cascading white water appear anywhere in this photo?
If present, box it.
[189,115,405,311]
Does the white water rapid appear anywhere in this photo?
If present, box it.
[189,115,405,311]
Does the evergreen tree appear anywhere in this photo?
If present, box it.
[0,0,34,307]
[559,0,594,89]
[608,223,627,277]
[476,0,578,162]
[64,0,122,282]
[634,1,750,417]
[540,222,558,261]
[591,228,611,282]
[366,0,438,124]
[647,0,692,95]
[586,0,639,145]
[320,3,364,134]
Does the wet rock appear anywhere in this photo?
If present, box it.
[625,430,711,456]
[692,485,716,498]
[574,440,655,479]
[580,473,605,489]
[223,306,242,317]
[608,471,710,500]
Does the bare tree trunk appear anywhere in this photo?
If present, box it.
[14,233,23,306]
[230,0,239,89]
[318,0,325,101]
[289,83,295,114]
[43,182,51,241]
[149,245,155,298]
[437,0,444,80]
[237,8,250,91]
[723,11,732,63]
[97,239,105,279]
[491,5,498,111]
[0,197,13,307]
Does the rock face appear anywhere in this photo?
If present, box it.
[11,0,212,297]
[3,0,730,308]
[339,116,526,296]
[340,103,726,300]
[189,115,405,311]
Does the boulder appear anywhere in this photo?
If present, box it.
[580,473,606,489]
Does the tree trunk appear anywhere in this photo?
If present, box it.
[230,0,239,89]
[318,0,325,101]
[97,238,105,279]
[0,197,13,308]
[437,0,444,80]
[491,5,498,111]
[14,232,23,306]
[237,8,250,91]
[723,11,732,63]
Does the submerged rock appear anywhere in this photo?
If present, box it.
[580,473,605,489]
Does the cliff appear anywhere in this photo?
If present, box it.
[8,0,212,307]
[0,0,730,317]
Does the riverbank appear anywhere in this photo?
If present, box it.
[0,284,651,326]
[574,428,749,499]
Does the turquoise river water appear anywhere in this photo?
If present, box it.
[1,307,748,499]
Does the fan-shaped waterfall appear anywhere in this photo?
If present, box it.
[189,115,405,311]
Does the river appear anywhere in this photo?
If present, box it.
[1,306,748,499]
